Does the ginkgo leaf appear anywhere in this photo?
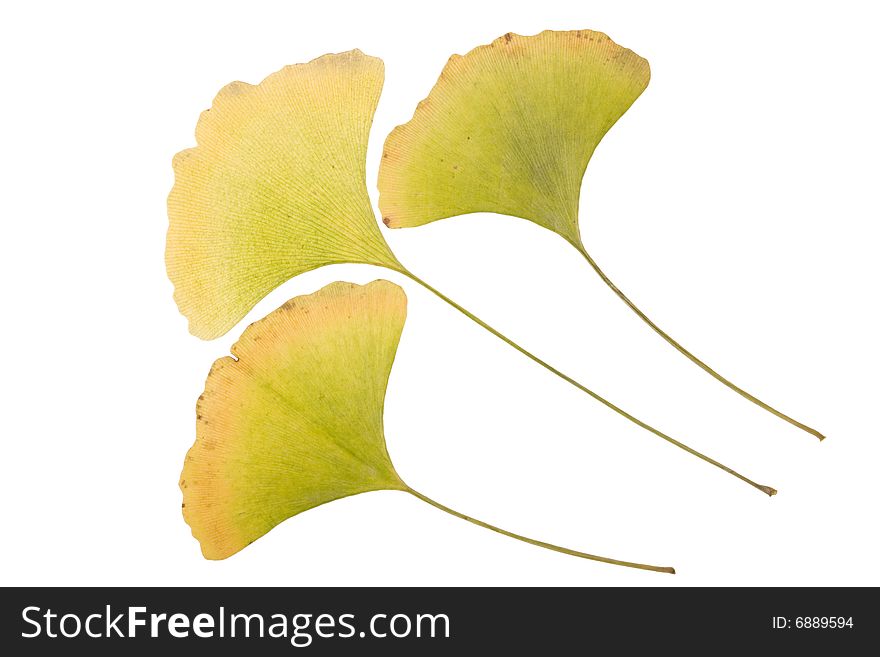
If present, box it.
[181,280,406,559]
[167,50,776,495]
[378,29,648,245]
[167,50,401,340]
[378,29,823,441]
[181,279,675,573]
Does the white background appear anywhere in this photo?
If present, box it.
[2,1,878,587]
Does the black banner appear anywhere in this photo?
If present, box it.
[1,587,874,653]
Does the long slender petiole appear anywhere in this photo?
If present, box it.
[391,266,776,497]
[570,243,824,441]
[407,487,675,573]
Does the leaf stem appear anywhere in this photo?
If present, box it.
[407,487,675,573]
[395,267,776,497]
[571,244,824,441]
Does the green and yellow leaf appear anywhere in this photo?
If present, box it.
[378,30,650,247]
[180,280,407,559]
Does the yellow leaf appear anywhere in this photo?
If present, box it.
[167,51,400,340]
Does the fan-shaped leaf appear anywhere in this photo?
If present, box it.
[181,280,407,559]
[378,29,649,247]
[167,51,400,340]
